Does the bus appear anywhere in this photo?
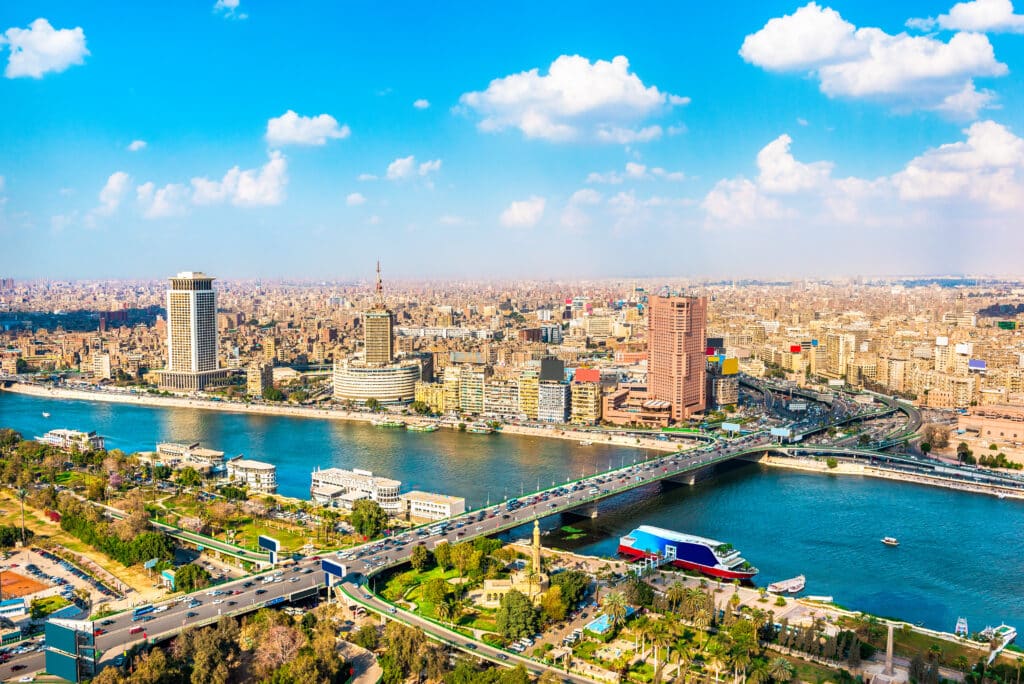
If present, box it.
[131,605,155,621]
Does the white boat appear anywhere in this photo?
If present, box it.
[767,575,805,594]
[882,536,899,546]
[579,440,593,446]
[42,412,51,418]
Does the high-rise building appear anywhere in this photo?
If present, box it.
[159,271,227,391]
[364,262,394,365]
[537,381,570,422]
[570,380,602,425]
[647,294,707,421]
[247,362,274,398]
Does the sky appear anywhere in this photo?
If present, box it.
[2,0,1024,281]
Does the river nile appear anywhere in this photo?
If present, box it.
[2,389,1023,633]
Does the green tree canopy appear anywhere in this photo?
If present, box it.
[349,499,388,538]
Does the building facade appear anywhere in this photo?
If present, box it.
[537,381,570,422]
[226,457,277,493]
[159,271,227,391]
[332,360,421,405]
[310,467,402,513]
[570,381,602,425]
[647,294,707,421]
[400,491,467,521]
[246,362,274,398]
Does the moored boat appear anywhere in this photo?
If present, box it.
[371,418,405,428]
[882,536,899,546]
[618,525,758,580]
[406,423,439,432]
[42,412,51,418]
[767,575,806,594]
[467,422,494,434]
[579,440,593,446]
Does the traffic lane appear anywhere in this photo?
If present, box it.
[0,651,44,682]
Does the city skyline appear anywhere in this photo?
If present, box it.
[3,1,1024,279]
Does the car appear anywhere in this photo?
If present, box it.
[242,581,253,588]
[18,676,33,682]
[388,606,397,614]
[212,599,224,605]
[227,600,237,606]
[100,619,115,626]
[497,654,509,661]
[186,611,199,618]
[255,589,267,595]
[93,628,106,636]
[12,664,25,672]
[464,643,477,650]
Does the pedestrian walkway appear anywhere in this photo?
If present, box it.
[337,641,382,684]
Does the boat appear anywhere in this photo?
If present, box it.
[467,423,494,434]
[882,536,899,546]
[981,624,1017,663]
[955,617,969,637]
[579,440,593,446]
[41,412,50,418]
[618,525,758,580]
[371,418,405,428]
[767,575,806,594]
[406,423,439,433]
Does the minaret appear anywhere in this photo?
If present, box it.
[532,520,542,575]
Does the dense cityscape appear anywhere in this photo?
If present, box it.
[4,1,1024,683]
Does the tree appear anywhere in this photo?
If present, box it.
[920,443,932,455]
[495,590,539,639]
[353,624,378,650]
[450,541,477,576]
[175,563,212,593]
[177,467,203,488]
[382,621,425,675]
[365,398,380,412]
[422,578,450,606]
[433,541,452,570]
[410,543,430,571]
[602,590,628,629]
[410,401,431,415]
[550,570,589,608]
[254,624,306,680]
[349,499,388,538]
[768,656,795,682]
[263,387,286,402]
[540,585,567,622]
[623,578,654,608]
[921,423,949,449]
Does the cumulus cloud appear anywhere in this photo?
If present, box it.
[1,18,89,79]
[96,172,131,216]
[385,155,441,180]
[346,192,366,206]
[500,196,546,228]
[740,2,1007,118]
[892,120,1024,208]
[266,111,350,146]
[357,173,378,182]
[413,99,430,109]
[587,163,685,184]
[914,0,1024,33]
[702,178,788,227]
[137,182,188,219]
[459,54,688,143]
[560,189,603,232]
[127,140,147,152]
[756,134,834,192]
[191,151,288,207]
[213,0,247,19]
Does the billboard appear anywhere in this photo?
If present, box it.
[789,345,802,353]
[706,337,724,349]
[707,355,720,363]
[721,422,741,433]
[46,649,81,683]
[321,559,347,579]
[968,359,987,370]
[45,621,79,655]
[770,427,792,438]
[788,402,808,412]
[998,321,1017,330]
[258,535,281,553]
[721,358,739,375]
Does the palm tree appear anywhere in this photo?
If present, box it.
[633,615,652,655]
[954,655,970,673]
[16,487,27,545]
[603,590,628,630]
[747,661,771,684]
[435,596,454,625]
[767,657,795,683]
[704,638,729,683]
[651,621,673,673]
[667,581,687,613]
[731,649,752,684]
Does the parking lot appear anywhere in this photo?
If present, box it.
[2,547,120,610]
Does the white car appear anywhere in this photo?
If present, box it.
[212,598,224,604]
[153,605,169,613]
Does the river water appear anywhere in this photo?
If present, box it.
[2,390,1022,633]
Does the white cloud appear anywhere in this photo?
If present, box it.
[560,189,604,232]
[740,2,1007,118]
[137,182,188,219]
[127,139,147,152]
[500,196,546,228]
[1,18,89,79]
[701,178,788,227]
[438,214,468,226]
[191,151,287,207]
[892,119,1024,208]
[346,192,366,206]
[357,173,378,182]
[587,163,684,184]
[213,0,247,19]
[756,134,834,192]
[385,155,441,180]
[937,0,1024,32]
[931,80,996,119]
[96,172,131,216]
[413,99,430,109]
[570,189,603,205]
[459,54,688,142]
[266,111,350,146]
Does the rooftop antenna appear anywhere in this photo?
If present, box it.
[375,260,384,306]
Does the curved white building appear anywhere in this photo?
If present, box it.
[333,360,420,405]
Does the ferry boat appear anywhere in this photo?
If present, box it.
[406,423,439,433]
[767,575,806,594]
[579,440,593,446]
[371,418,405,428]
[467,423,494,434]
[882,536,900,546]
[41,412,51,418]
[618,525,758,580]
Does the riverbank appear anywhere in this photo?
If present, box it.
[750,452,1024,500]
[0,381,682,453]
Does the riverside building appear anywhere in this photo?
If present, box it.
[226,457,277,493]
[647,293,707,421]
[310,467,402,513]
[158,271,227,391]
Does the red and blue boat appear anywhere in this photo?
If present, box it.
[618,525,758,580]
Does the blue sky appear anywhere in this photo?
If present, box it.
[2,0,1024,280]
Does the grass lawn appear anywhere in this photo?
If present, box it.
[32,595,70,617]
